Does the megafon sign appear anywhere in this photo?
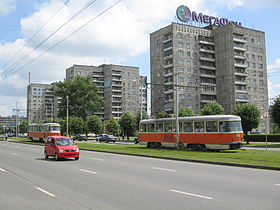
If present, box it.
[176,5,241,26]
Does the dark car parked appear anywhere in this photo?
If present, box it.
[96,134,116,143]
[73,134,88,141]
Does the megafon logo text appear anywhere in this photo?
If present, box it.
[176,5,241,26]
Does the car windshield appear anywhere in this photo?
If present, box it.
[50,126,60,131]
[108,135,114,138]
[56,138,74,146]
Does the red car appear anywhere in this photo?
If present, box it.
[44,136,80,160]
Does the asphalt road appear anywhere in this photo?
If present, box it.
[0,141,279,210]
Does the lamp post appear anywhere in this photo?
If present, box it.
[66,95,69,136]
[175,72,180,148]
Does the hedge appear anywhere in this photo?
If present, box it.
[244,135,280,142]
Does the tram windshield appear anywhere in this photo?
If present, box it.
[219,121,242,132]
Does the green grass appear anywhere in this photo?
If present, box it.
[6,138,280,168]
[77,143,280,168]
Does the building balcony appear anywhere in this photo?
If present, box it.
[235,71,248,76]
[233,37,246,44]
[234,54,246,60]
[163,54,173,60]
[163,46,172,51]
[163,72,173,77]
[235,80,248,85]
[93,79,104,83]
[163,37,172,43]
[163,89,173,94]
[233,46,246,52]
[235,89,248,94]
[201,99,217,103]
[199,48,215,54]
[200,73,216,78]
[93,74,104,78]
[234,63,247,68]
[164,81,173,86]
[198,40,215,45]
[112,71,121,76]
[200,65,215,70]
[163,63,173,68]
[199,56,215,62]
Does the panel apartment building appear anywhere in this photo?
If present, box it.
[150,23,268,132]
[27,83,59,123]
[66,64,147,120]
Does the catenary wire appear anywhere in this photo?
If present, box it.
[4,0,122,78]
[0,0,71,71]
[0,0,98,79]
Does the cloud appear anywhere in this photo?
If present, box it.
[0,0,16,15]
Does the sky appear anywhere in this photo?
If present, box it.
[0,0,279,117]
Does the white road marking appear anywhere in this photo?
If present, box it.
[170,189,214,200]
[80,169,97,174]
[0,168,6,172]
[36,187,55,197]
[275,184,280,186]
[32,149,38,151]
[152,167,176,172]
[12,153,18,156]
[91,158,104,161]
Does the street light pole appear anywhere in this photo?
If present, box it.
[175,73,179,148]
[66,95,69,136]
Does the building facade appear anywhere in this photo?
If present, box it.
[150,23,268,132]
[27,83,58,123]
[66,64,148,120]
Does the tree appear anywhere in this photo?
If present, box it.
[0,124,4,134]
[200,102,224,115]
[155,111,170,119]
[135,109,149,131]
[232,103,261,144]
[68,116,87,136]
[119,112,136,140]
[87,115,102,135]
[19,120,28,133]
[105,118,119,136]
[179,108,196,117]
[271,96,280,127]
[55,76,104,120]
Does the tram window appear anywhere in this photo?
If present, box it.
[164,123,173,132]
[140,124,146,132]
[183,122,193,132]
[156,123,163,132]
[219,121,242,132]
[194,122,205,132]
[206,121,218,132]
[148,124,155,132]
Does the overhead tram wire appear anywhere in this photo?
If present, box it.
[0,0,98,79]
[0,0,71,71]
[4,0,122,78]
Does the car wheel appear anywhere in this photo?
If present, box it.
[54,153,59,161]
[75,157,79,160]
[44,151,48,159]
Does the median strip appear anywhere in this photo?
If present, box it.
[80,169,97,174]
[170,189,214,200]
[36,187,55,197]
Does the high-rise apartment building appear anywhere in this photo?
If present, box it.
[66,64,147,120]
[27,83,58,123]
[150,23,268,132]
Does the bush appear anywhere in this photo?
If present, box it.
[244,135,280,142]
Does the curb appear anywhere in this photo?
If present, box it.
[4,140,280,171]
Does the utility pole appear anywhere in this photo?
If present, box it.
[66,96,69,136]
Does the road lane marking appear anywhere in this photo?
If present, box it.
[170,189,214,200]
[0,168,6,172]
[91,158,104,161]
[36,187,55,197]
[152,167,176,172]
[275,184,280,186]
[32,149,38,151]
[80,169,97,174]
[12,153,18,156]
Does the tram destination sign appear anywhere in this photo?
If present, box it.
[176,5,241,26]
